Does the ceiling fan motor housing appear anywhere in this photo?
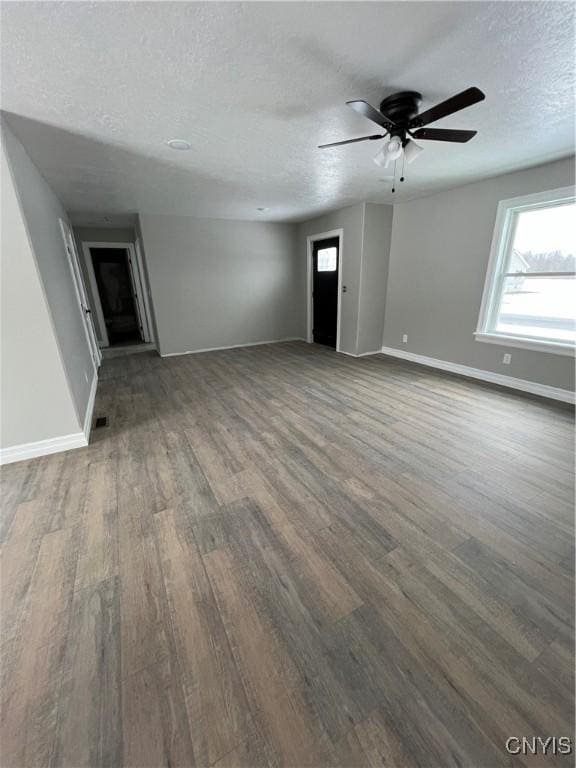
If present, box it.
[379,91,422,136]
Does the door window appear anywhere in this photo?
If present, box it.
[317,247,337,272]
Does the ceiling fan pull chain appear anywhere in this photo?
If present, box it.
[392,159,397,193]
[400,152,406,182]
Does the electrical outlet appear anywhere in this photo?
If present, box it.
[402,334,408,344]
[502,353,511,365]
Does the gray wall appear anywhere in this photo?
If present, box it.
[1,125,83,448]
[297,204,365,355]
[3,128,95,426]
[139,214,303,356]
[297,202,394,356]
[357,203,394,355]
[73,227,135,244]
[382,157,575,392]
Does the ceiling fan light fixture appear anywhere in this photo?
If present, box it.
[386,136,403,160]
[373,145,388,167]
[404,139,424,164]
[374,135,404,167]
[338,87,484,179]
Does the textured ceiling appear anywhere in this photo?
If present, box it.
[1,1,574,222]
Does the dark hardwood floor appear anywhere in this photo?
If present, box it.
[1,341,574,767]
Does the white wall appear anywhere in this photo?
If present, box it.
[139,214,303,356]
[1,124,87,453]
[382,157,575,393]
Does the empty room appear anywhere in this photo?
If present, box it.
[1,2,574,767]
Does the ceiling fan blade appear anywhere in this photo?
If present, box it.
[318,134,384,148]
[412,128,477,143]
[409,87,485,128]
[346,101,396,132]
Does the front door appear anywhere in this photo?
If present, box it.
[312,237,339,348]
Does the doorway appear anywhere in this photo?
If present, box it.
[308,231,342,349]
[91,248,140,345]
[81,242,153,348]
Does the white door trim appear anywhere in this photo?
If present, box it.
[59,220,101,369]
[81,242,110,347]
[306,228,344,352]
[81,241,154,346]
[131,237,154,344]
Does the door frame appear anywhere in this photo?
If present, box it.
[59,219,101,369]
[80,241,154,346]
[306,228,343,352]
[134,237,155,343]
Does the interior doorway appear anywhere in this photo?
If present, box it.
[91,248,140,345]
[307,230,343,350]
[81,242,153,348]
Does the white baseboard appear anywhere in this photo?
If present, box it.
[0,372,99,466]
[83,372,98,441]
[340,349,381,358]
[380,346,575,404]
[160,337,306,358]
[0,432,88,466]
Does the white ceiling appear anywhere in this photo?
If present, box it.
[2,1,574,222]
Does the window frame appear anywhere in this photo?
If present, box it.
[475,185,576,356]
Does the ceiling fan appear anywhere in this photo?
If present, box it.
[319,87,485,184]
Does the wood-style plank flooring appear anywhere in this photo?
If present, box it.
[1,341,574,767]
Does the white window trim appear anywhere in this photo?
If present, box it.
[475,185,576,357]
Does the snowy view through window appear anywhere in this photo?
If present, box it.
[497,201,576,344]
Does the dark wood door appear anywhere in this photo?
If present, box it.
[312,237,339,348]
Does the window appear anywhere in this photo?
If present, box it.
[317,247,337,272]
[476,186,576,355]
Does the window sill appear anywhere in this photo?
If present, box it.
[474,332,575,357]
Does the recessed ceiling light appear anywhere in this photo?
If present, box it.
[167,139,191,150]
